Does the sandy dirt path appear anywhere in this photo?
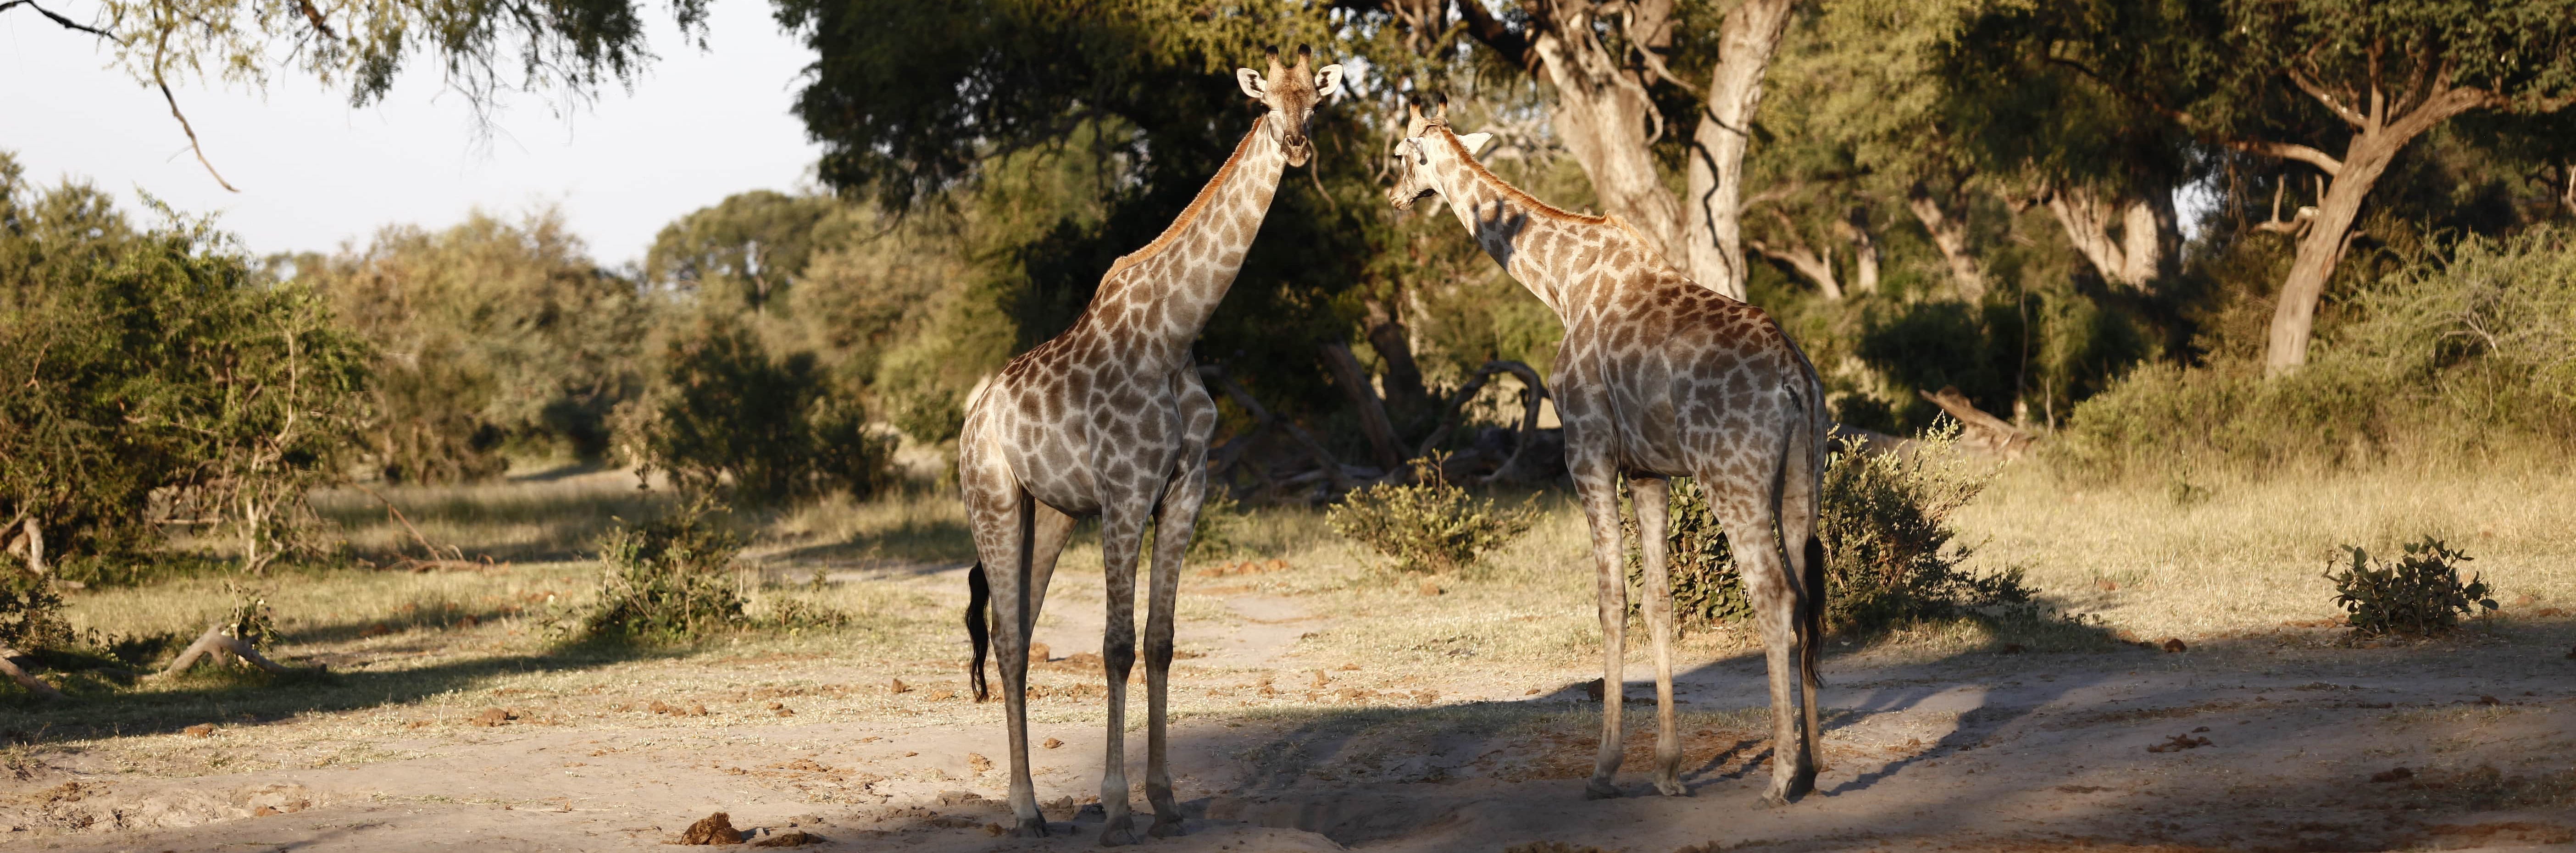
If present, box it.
[8,564,2574,852]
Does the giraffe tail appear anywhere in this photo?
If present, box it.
[1801,536,1826,690]
[966,560,991,703]
[1785,375,1828,692]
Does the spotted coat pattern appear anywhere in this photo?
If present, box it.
[1388,109,1831,805]
[956,50,1337,845]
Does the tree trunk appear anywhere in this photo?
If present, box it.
[1526,2,1689,267]
[2265,144,2396,374]
[1680,0,1798,300]
[1362,298,1429,415]
[1748,211,1841,299]
[2044,182,2178,290]
[1906,183,1986,300]
[1835,209,1880,294]
[1319,342,1407,472]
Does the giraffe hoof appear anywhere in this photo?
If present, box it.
[1654,778,1691,797]
[1583,779,1623,800]
[1097,818,1141,847]
[1011,817,1049,838]
[1148,816,1187,838]
[1761,790,1792,809]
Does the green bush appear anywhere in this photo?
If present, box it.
[582,499,749,643]
[1328,456,1539,574]
[2056,228,2576,479]
[612,314,892,504]
[1636,426,2036,635]
[2326,537,2497,638]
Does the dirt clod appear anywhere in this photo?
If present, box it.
[1028,642,1051,662]
[2146,733,2212,753]
[679,811,743,845]
[969,753,992,773]
[2477,695,2501,705]
[2161,638,2188,653]
[1998,643,2026,654]
[650,701,672,714]
[471,708,516,727]
[889,678,910,694]
[2095,579,2118,591]
[750,831,822,847]
[254,806,280,816]
[1420,581,1442,596]
[1042,737,1063,749]
[2371,767,2414,783]
[930,689,956,701]
[184,724,215,738]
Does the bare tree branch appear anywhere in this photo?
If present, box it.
[2287,67,2369,128]
[0,0,113,38]
[151,23,241,193]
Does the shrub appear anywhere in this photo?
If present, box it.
[2326,537,2497,638]
[0,570,69,653]
[612,315,892,504]
[582,499,748,643]
[1638,425,2037,635]
[1328,456,1539,574]
[1623,477,1750,628]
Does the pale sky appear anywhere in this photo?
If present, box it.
[2,0,822,267]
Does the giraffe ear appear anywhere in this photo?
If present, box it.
[1457,132,1495,158]
[1237,68,1267,100]
[1315,64,1345,97]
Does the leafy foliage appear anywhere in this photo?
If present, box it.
[295,209,647,480]
[582,499,748,643]
[0,569,70,653]
[2326,537,2496,638]
[1633,426,2032,635]
[612,314,890,504]
[1328,456,1538,574]
[0,154,371,577]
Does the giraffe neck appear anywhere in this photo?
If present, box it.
[1423,129,1602,320]
[1085,112,1292,359]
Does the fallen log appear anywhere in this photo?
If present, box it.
[1917,386,2037,460]
[159,625,292,677]
[0,647,63,699]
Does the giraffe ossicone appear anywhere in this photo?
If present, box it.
[955,46,1339,846]
[1387,99,1832,805]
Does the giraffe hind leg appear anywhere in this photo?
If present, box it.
[1142,464,1205,837]
[1570,459,1630,800]
[1630,476,1689,797]
[964,477,1048,836]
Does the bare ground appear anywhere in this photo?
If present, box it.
[7,554,2575,853]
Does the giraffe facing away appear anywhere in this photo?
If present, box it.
[958,47,1342,844]
[1385,103,1830,805]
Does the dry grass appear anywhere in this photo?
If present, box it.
[1954,464,2576,641]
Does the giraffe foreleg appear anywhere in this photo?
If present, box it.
[1631,475,1688,797]
[1142,463,1204,837]
[1571,456,1631,800]
[1094,502,1148,847]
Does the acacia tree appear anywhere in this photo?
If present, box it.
[2021,0,2576,373]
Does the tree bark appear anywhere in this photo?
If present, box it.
[1521,0,1690,266]
[1835,209,1880,294]
[1361,298,1428,415]
[1906,183,1986,299]
[1748,210,1841,299]
[1318,342,1408,472]
[1681,0,1799,300]
[0,648,63,699]
[2043,182,2178,290]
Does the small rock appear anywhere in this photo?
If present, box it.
[1998,643,2026,654]
[929,689,956,701]
[678,811,743,845]
[765,701,784,710]
[471,708,515,727]
[690,703,709,716]
[1042,737,1063,749]
[2371,767,2414,783]
[184,724,215,738]
[1338,663,1360,671]
[1310,670,1328,687]
[2160,638,2187,653]
[254,806,280,816]
[751,831,823,848]
[650,701,672,714]
[2476,695,2500,705]
[968,753,993,773]
[889,678,911,694]
[1419,581,1442,596]
[773,707,795,717]
[1028,642,1051,662]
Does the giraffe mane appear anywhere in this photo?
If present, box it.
[1104,122,1262,278]
[1431,127,1608,228]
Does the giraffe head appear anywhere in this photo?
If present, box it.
[1235,44,1343,167]
[1385,99,1493,210]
